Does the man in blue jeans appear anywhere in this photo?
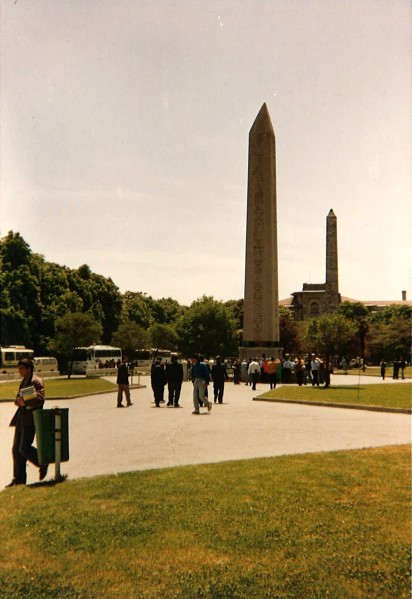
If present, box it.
[191,354,213,414]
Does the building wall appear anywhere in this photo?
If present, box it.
[291,288,341,322]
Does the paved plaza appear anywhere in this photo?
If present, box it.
[0,375,410,488]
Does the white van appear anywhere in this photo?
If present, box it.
[34,357,59,372]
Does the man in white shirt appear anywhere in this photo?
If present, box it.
[248,358,260,391]
[311,356,320,386]
[282,355,295,384]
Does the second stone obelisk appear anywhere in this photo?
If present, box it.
[240,103,281,359]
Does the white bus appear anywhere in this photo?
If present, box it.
[134,349,152,371]
[0,346,34,374]
[71,345,122,374]
[134,349,173,372]
[153,349,172,364]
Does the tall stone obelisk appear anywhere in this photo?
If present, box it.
[240,103,281,359]
[324,208,341,312]
[325,209,338,294]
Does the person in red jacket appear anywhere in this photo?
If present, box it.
[6,358,48,487]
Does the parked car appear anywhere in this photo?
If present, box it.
[34,356,59,372]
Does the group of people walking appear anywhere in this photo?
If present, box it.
[118,353,233,414]
[118,352,411,414]
[151,353,228,413]
[380,358,407,380]
[118,352,338,411]
[150,353,184,407]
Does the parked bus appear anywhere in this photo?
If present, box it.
[71,347,88,374]
[134,349,152,371]
[0,346,34,374]
[134,349,173,372]
[71,345,122,374]
[152,348,172,363]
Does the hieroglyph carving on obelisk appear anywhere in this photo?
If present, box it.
[325,208,340,312]
[242,103,280,352]
[325,209,339,294]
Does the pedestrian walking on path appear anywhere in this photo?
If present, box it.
[212,356,228,403]
[166,354,184,407]
[311,357,320,386]
[267,357,279,390]
[6,359,48,487]
[151,357,167,407]
[116,355,133,407]
[248,358,260,391]
[191,354,212,414]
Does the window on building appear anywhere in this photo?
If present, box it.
[310,302,320,316]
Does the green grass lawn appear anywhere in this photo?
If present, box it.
[259,383,411,410]
[0,378,118,401]
[0,445,410,598]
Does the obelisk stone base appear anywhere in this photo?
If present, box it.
[239,346,283,361]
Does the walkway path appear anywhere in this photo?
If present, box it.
[1,376,410,488]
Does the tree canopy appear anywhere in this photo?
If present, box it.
[51,312,103,356]
[111,321,150,356]
[176,296,238,357]
[305,314,357,359]
[1,231,121,351]
[1,231,410,364]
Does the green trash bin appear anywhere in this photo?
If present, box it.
[33,408,69,465]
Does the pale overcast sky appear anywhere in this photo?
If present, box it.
[1,0,411,305]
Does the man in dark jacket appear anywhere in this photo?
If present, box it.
[116,355,132,407]
[191,354,212,414]
[151,357,167,407]
[6,359,48,487]
[166,354,184,407]
[211,356,227,403]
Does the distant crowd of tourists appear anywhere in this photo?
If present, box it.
[238,354,334,390]
[116,352,410,415]
[379,358,407,381]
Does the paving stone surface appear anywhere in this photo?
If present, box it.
[1,375,410,488]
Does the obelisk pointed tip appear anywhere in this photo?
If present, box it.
[328,209,336,217]
[250,103,274,136]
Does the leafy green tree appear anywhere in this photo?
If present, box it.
[369,304,412,324]
[366,304,411,363]
[121,291,155,328]
[112,321,150,356]
[279,306,301,356]
[305,315,357,385]
[1,230,31,268]
[0,232,42,348]
[176,296,237,357]
[0,306,32,348]
[224,299,244,331]
[36,259,83,348]
[338,301,370,367]
[367,319,411,363]
[51,312,102,377]
[148,323,178,351]
[1,232,123,352]
[151,297,186,325]
[68,266,122,343]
